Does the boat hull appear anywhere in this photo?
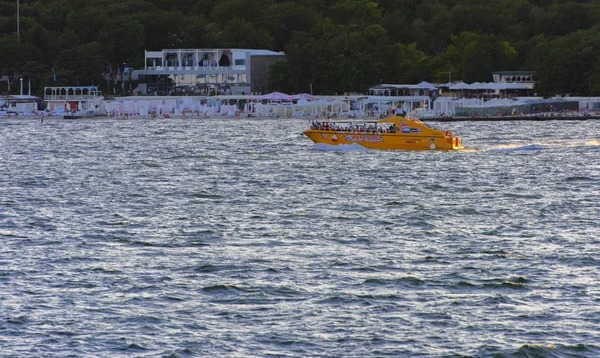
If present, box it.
[303,115,463,151]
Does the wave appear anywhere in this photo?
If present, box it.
[122,343,147,351]
[194,263,244,272]
[361,276,425,287]
[565,176,593,182]
[0,230,28,238]
[514,343,598,358]
[201,284,245,293]
[475,343,599,357]
[191,191,221,199]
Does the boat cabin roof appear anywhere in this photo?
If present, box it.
[314,116,421,125]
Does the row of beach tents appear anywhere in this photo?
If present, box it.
[102,92,353,117]
[99,89,587,118]
[252,92,317,102]
[446,82,531,91]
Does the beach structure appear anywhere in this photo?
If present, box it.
[250,93,359,119]
[0,94,41,116]
[69,89,600,120]
[44,86,105,116]
[367,82,437,116]
[131,48,286,96]
[441,81,534,98]
[453,97,580,117]
[438,72,535,99]
[2,69,596,119]
[104,95,224,118]
[101,91,366,119]
[492,71,535,88]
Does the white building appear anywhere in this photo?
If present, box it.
[44,86,105,115]
[492,71,535,89]
[131,48,286,96]
[366,82,437,114]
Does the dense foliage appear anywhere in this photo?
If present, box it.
[1,0,600,96]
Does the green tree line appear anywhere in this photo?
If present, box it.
[1,0,600,96]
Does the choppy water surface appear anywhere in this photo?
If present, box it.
[1,117,599,357]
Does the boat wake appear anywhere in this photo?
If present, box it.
[585,139,600,146]
[483,139,600,152]
[485,144,547,152]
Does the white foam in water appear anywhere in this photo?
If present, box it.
[485,143,547,152]
[585,139,600,146]
[484,139,600,152]
[550,139,600,148]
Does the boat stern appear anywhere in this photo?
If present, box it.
[443,131,464,150]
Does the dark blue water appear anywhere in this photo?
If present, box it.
[1,117,599,357]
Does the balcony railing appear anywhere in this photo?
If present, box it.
[44,94,104,101]
[144,65,246,72]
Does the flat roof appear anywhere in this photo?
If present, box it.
[370,84,433,90]
[492,71,535,75]
[6,95,41,102]
[145,49,284,56]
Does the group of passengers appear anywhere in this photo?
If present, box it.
[310,121,398,134]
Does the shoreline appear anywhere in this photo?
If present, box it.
[1,114,599,122]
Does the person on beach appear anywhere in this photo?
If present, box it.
[41,114,45,123]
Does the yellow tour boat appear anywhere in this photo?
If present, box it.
[303,115,463,151]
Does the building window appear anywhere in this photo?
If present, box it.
[234,59,245,66]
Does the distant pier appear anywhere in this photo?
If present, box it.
[421,115,599,122]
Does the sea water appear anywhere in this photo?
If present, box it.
[1,117,599,357]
